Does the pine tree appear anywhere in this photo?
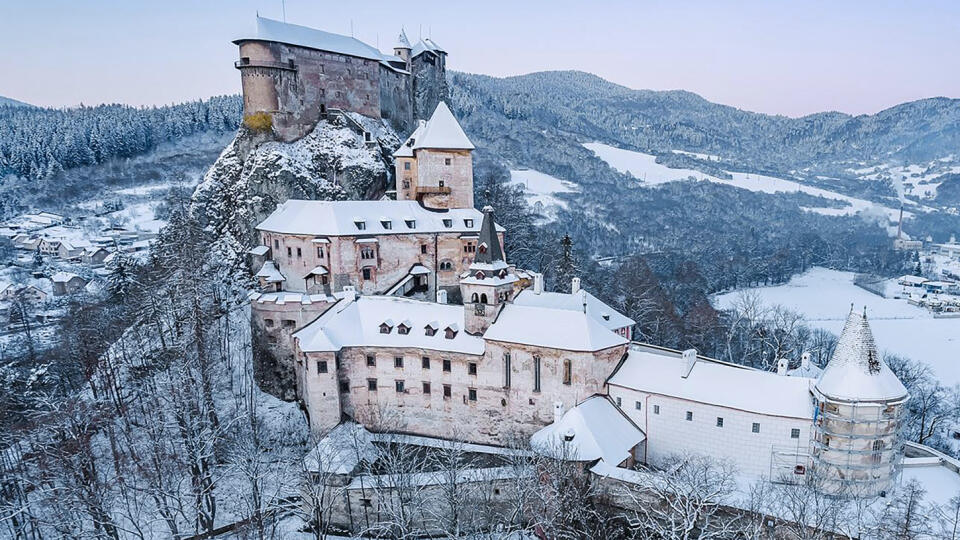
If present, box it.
[554,234,580,293]
[107,253,134,302]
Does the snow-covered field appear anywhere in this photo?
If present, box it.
[713,267,960,386]
[584,142,904,222]
[851,157,960,199]
[508,168,579,222]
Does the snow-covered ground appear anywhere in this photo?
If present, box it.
[713,267,960,386]
[851,157,960,199]
[584,142,904,222]
[508,168,579,222]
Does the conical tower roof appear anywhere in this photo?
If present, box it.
[395,28,411,49]
[815,308,908,402]
[412,102,475,151]
[467,206,508,274]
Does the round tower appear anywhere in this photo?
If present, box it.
[393,29,412,70]
[811,307,908,497]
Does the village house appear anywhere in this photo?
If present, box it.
[0,283,48,304]
[51,272,88,296]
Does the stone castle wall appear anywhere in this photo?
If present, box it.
[411,53,448,122]
[417,149,474,210]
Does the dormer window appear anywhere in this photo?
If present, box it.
[464,219,474,228]
[445,325,459,339]
[602,313,611,321]
[425,322,438,336]
[405,219,416,229]
[398,320,411,335]
[355,220,366,231]
[380,320,394,334]
[478,243,488,254]
[442,219,453,228]
[475,271,486,280]
[381,219,392,230]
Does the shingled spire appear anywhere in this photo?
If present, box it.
[814,307,907,402]
[471,206,506,269]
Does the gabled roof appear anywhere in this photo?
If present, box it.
[815,309,908,403]
[530,396,645,465]
[411,38,445,58]
[484,303,628,352]
[512,288,635,332]
[235,17,384,62]
[256,200,499,236]
[294,296,484,355]
[51,272,84,283]
[255,261,285,283]
[412,102,474,151]
[393,120,425,158]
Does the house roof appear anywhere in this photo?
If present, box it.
[294,296,485,355]
[411,37,445,58]
[255,261,285,283]
[51,272,83,283]
[512,288,635,332]
[393,120,425,158]
[256,200,500,236]
[483,303,628,352]
[412,102,474,151]
[814,309,908,403]
[302,422,378,475]
[608,344,816,419]
[530,395,645,465]
[236,17,385,62]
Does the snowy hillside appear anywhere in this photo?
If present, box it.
[0,95,33,108]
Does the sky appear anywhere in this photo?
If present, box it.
[1,0,958,117]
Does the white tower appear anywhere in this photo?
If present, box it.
[812,307,908,497]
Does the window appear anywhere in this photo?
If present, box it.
[379,323,391,334]
[366,355,376,367]
[339,379,349,392]
[287,247,292,257]
[443,384,452,398]
[367,379,378,391]
[273,239,279,249]
[355,220,366,230]
[361,247,376,260]
[752,423,761,433]
[363,268,372,281]
[616,396,622,407]
[361,498,372,508]
[791,428,801,439]
[503,353,511,388]
[407,220,417,229]
[442,219,452,228]
[422,382,431,394]
[685,411,693,421]
[402,180,410,189]
[398,325,409,335]
[395,380,405,393]
[264,318,275,328]
[442,359,451,372]
[468,388,477,401]
[404,161,411,170]
[439,180,445,187]
[394,356,404,368]
[635,401,642,411]
[381,220,392,230]
[439,260,453,271]
[654,405,660,415]
[716,417,724,427]
[317,246,325,258]
[425,325,437,337]
[871,440,884,464]
[316,360,328,374]
[562,359,572,385]
[464,219,474,228]
[445,327,457,339]
[533,355,541,393]
[296,247,302,258]
[282,320,296,329]
[468,362,477,375]
[420,244,427,254]
[444,158,452,165]
[422,356,430,369]
[464,243,476,254]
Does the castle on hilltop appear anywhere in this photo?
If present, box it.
[234,17,447,141]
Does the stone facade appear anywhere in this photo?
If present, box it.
[401,149,474,211]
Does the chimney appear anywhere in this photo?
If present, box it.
[342,285,359,300]
[553,401,564,424]
[436,289,448,304]
[533,272,544,294]
[681,349,697,378]
[801,352,811,370]
[580,289,588,313]
[571,277,581,294]
[777,358,789,376]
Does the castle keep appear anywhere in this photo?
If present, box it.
[234,17,447,141]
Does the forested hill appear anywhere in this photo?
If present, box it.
[449,70,960,180]
[0,96,33,108]
[0,96,242,180]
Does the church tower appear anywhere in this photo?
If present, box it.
[393,102,475,210]
[811,307,909,497]
[461,206,517,334]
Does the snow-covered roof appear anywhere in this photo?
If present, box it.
[513,288,635,332]
[484,303,628,352]
[255,261,285,283]
[51,272,84,283]
[530,395,645,465]
[411,37,445,58]
[899,275,928,285]
[393,120,425,158]
[236,17,385,62]
[394,29,411,49]
[814,309,908,403]
[608,344,816,419]
[248,245,269,256]
[250,291,337,306]
[294,296,485,355]
[412,102,474,151]
[256,200,499,236]
[302,422,378,475]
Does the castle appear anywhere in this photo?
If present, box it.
[237,17,914,510]
[234,17,447,141]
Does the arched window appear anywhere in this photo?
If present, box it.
[871,439,885,464]
[471,293,479,303]
[480,293,488,304]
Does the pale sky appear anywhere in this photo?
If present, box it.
[1,0,958,117]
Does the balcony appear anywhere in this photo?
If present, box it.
[235,59,298,72]
[416,186,452,195]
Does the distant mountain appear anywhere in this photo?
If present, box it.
[449,70,960,186]
[0,95,33,108]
